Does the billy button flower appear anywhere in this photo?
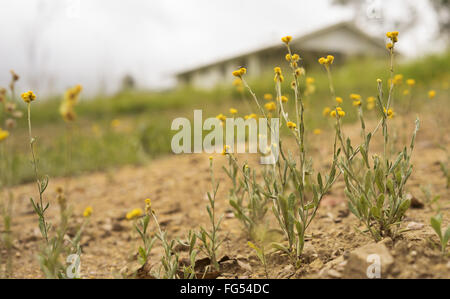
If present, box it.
[0,128,10,142]
[244,113,257,120]
[21,90,36,103]
[350,94,362,106]
[126,208,143,220]
[145,198,152,215]
[278,95,288,103]
[383,107,395,119]
[216,113,226,122]
[222,145,231,156]
[318,55,334,67]
[287,121,296,129]
[83,206,93,218]
[232,67,247,77]
[229,108,238,115]
[322,106,331,116]
[330,107,345,118]
[263,93,273,101]
[406,79,415,87]
[428,90,436,99]
[273,67,284,83]
[281,35,292,44]
[313,129,322,135]
[295,67,305,77]
[335,96,343,104]
[264,101,276,112]
[366,96,376,110]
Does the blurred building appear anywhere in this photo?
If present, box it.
[176,22,386,89]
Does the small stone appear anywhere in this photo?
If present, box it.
[344,243,394,278]
[407,222,424,230]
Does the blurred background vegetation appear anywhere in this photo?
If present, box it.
[2,50,449,185]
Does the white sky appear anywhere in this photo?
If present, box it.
[0,0,441,96]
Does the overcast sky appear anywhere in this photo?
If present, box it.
[0,0,442,96]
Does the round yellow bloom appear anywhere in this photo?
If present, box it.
[428,90,436,99]
[145,198,152,215]
[406,79,415,87]
[336,97,343,104]
[285,54,291,61]
[281,36,292,44]
[318,55,334,66]
[295,67,305,77]
[232,67,246,77]
[229,108,238,115]
[367,96,375,103]
[222,145,231,155]
[110,119,121,128]
[287,121,296,129]
[274,67,282,75]
[367,102,375,110]
[264,93,273,101]
[264,101,276,112]
[313,129,321,135]
[21,91,36,103]
[278,95,288,103]
[353,100,361,107]
[322,107,331,116]
[386,42,393,50]
[0,128,10,142]
[126,208,143,220]
[306,77,315,85]
[330,108,345,118]
[318,57,326,64]
[350,93,361,100]
[383,107,395,119]
[83,206,93,218]
[216,113,226,122]
[291,54,300,62]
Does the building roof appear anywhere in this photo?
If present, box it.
[176,21,386,77]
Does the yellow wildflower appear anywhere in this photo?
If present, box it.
[21,91,36,103]
[0,128,10,142]
[383,107,395,119]
[287,121,296,129]
[406,79,415,87]
[313,129,321,135]
[229,108,238,115]
[322,107,331,116]
[285,54,291,61]
[281,36,292,44]
[126,208,143,220]
[306,77,314,85]
[295,67,305,77]
[264,101,276,112]
[264,93,273,101]
[353,100,362,107]
[291,54,300,61]
[428,90,436,99]
[145,198,152,215]
[336,97,343,104]
[278,95,288,103]
[222,145,231,155]
[83,206,93,218]
[350,93,361,100]
[216,113,226,122]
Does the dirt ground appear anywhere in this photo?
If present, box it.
[1,112,449,279]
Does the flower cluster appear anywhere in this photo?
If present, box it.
[21,90,36,103]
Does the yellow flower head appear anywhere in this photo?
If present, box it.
[0,128,10,142]
[306,77,315,85]
[322,107,331,117]
[21,91,36,103]
[295,67,305,77]
[383,107,395,118]
[222,145,231,155]
[313,129,321,135]
[232,78,242,87]
[386,31,399,43]
[126,208,143,220]
[386,42,393,50]
[393,74,403,85]
[110,119,121,128]
[318,55,334,66]
[330,107,345,118]
[281,36,292,44]
[229,108,238,115]
[264,101,276,112]
[367,96,375,103]
[83,206,93,218]
[406,79,415,87]
[278,95,288,103]
[264,93,273,101]
[287,121,296,129]
[350,93,361,101]
[428,90,436,99]
[274,67,282,75]
[232,67,246,77]
[291,54,300,62]
[335,97,343,104]
[145,198,152,215]
[216,113,226,122]
[403,89,410,96]
[285,54,291,61]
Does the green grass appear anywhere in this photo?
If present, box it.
[1,50,448,185]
